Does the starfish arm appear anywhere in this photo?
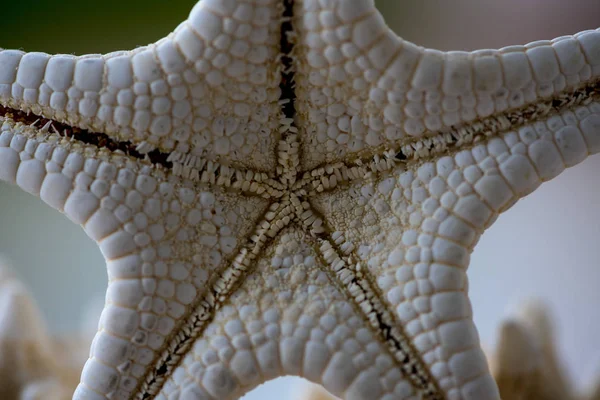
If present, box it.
[0,0,283,170]
[294,0,600,168]
[152,227,423,400]
[0,118,271,399]
[310,94,600,398]
[73,187,269,400]
[2,1,599,399]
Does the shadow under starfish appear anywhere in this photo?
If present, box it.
[0,0,599,399]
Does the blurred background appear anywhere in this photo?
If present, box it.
[1,0,600,398]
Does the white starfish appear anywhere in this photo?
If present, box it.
[296,301,588,400]
[0,0,599,399]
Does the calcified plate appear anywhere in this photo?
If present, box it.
[0,0,599,399]
[296,301,600,400]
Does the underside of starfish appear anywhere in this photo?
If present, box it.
[0,0,599,399]
[297,301,595,400]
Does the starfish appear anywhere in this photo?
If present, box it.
[0,0,599,399]
[297,301,589,400]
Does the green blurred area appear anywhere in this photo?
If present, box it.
[1,0,194,53]
[1,1,597,57]
[1,0,396,54]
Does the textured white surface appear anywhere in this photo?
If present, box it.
[3,152,600,398]
[0,0,599,399]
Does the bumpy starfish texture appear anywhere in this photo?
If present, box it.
[298,301,588,400]
[0,0,599,399]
